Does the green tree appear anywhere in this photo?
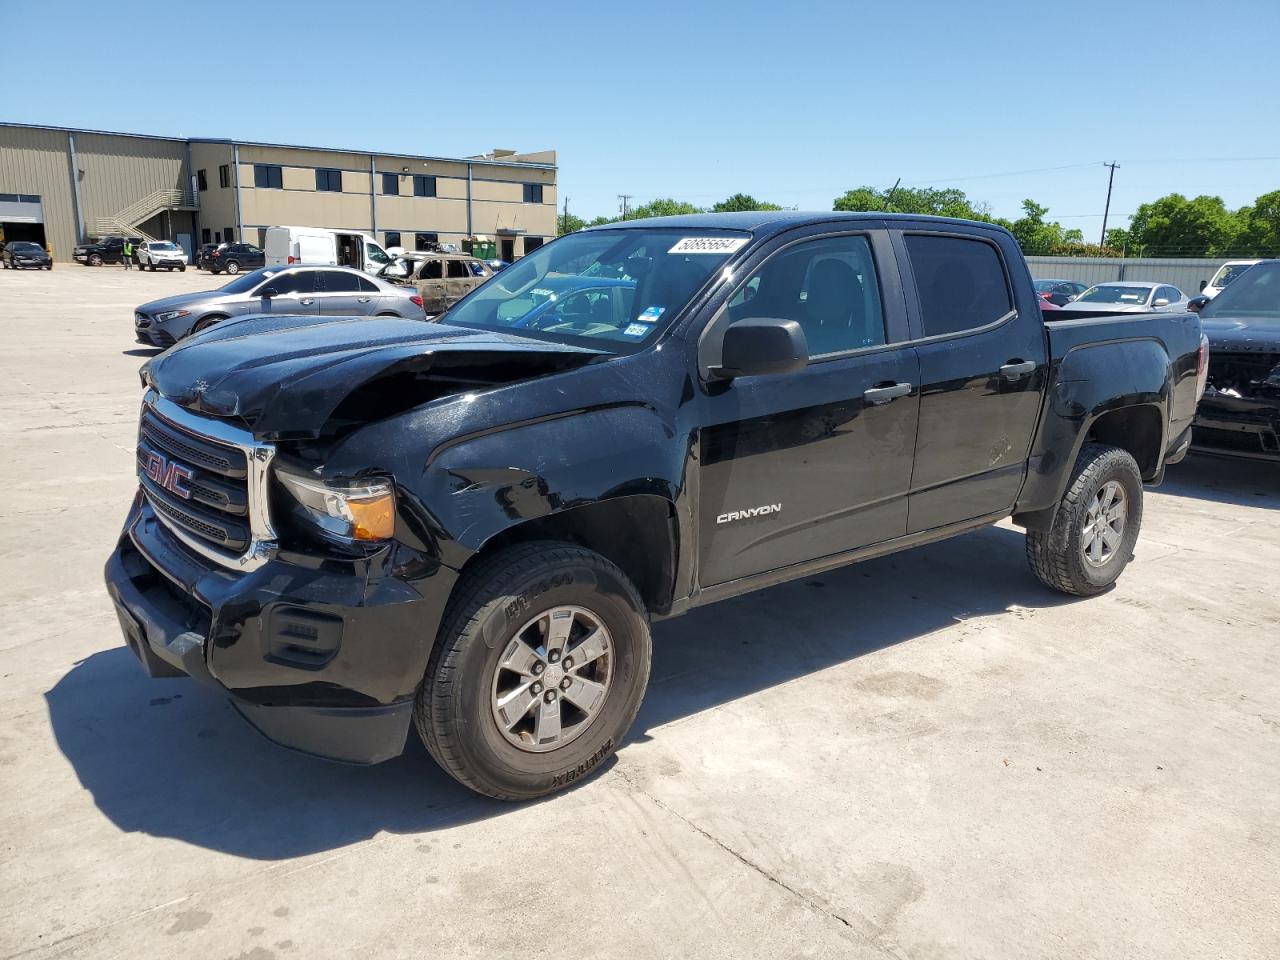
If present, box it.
[1125,193,1241,257]
[1236,190,1280,256]
[557,212,588,236]
[833,185,992,221]
[626,198,705,219]
[712,193,783,213]
[1007,199,1090,255]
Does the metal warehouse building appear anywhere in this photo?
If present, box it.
[0,122,557,263]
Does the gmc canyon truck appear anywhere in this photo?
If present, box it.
[105,212,1206,800]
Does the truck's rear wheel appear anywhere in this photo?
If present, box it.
[416,541,651,800]
[1026,442,1143,597]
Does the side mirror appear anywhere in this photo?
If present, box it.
[1199,280,1208,292]
[259,286,279,299]
[1187,295,1209,313]
[711,318,809,380]
[1152,298,1170,307]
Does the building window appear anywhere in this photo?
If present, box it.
[415,232,439,251]
[524,236,544,254]
[413,175,436,198]
[218,164,230,188]
[0,193,41,203]
[316,168,343,192]
[253,164,283,189]
[197,169,208,192]
[224,227,235,242]
[523,183,544,204]
[200,228,211,243]
[384,231,401,249]
[381,173,399,196]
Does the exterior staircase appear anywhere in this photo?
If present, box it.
[90,188,198,241]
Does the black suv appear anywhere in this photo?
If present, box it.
[73,236,143,267]
[208,242,266,275]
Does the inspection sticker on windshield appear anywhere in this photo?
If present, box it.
[637,305,665,323]
[668,237,749,255]
[622,323,650,338]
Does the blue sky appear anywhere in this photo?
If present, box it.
[7,0,1278,229]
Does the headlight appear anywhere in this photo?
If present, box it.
[276,469,395,542]
[155,309,190,322]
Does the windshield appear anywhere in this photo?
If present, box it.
[1209,262,1257,289]
[10,242,41,252]
[1034,279,1061,292]
[151,242,178,251]
[1200,262,1280,323]
[220,266,279,294]
[442,228,748,351]
[1078,285,1152,304]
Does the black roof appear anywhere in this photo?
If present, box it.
[590,210,1012,238]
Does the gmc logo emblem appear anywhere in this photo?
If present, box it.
[144,451,194,499]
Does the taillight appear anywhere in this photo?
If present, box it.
[288,255,296,264]
[212,250,220,258]
[1039,292,1052,301]
[410,295,424,308]
[1196,333,1209,401]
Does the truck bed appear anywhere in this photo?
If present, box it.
[1044,310,1201,359]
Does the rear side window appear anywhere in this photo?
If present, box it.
[320,271,361,293]
[357,275,379,292]
[906,234,1012,337]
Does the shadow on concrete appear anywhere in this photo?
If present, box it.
[121,348,162,357]
[1157,452,1278,510]
[47,525,1079,860]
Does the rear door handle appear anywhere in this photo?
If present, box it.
[1000,360,1037,380]
[863,382,912,405]
[299,298,315,305]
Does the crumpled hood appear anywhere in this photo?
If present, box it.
[1200,316,1280,354]
[141,314,604,440]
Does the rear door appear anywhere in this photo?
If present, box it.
[895,229,1047,532]
[314,270,366,315]
[416,258,447,313]
[696,226,920,586]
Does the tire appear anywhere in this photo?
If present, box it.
[225,260,240,274]
[179,264,186,272]
[89,253,102,266]
[1026,442,1143,597]
[417,541,651,800]
[191,314,227,334]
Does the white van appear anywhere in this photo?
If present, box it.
[1201,260,1261,299]
[264,226,401,276]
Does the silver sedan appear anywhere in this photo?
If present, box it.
[1057,281,1190,315]
[133,265,426,347]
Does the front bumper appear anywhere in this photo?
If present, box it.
[11,258,51,268]
[1193,396,1280,461]
[150,258,187,268]
[104,494,457,763]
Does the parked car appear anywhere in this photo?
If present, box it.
[106,211,1204,800]
[195,243,221,270]
[1200,260,1262,299]
[73,235,143,266]
[1033,278,1088,306]
[1191,259,1280,460]
[486,259,511,272]
[132,264,427,347]
[1,240,52,270]
[208,242,266,275]
[1058,281,1189,315]
[135,241,189,272]
[264,225,400,276]
[398,251,494,314]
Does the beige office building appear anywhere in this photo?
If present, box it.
[0,122,557,263]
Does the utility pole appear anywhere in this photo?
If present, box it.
[617,194,632,220]
[1100,162,1119,248]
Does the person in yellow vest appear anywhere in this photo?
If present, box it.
[122,239,133,270]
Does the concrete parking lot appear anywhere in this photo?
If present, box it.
[1,265,1277,960]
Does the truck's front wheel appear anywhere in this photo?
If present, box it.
[1026,442,1143,597]
[416,542,651,800]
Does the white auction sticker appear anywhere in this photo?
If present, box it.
[668,237,749,255]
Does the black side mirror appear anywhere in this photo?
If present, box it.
[1187,295,1209,313]
[711,318,809,380]
[259,287,279,299]
[1199,280,1208,292]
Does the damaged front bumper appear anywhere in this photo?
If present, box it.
[104,494,457,763]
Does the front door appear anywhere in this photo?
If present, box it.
[257,268,319,316]
[697,232,919,586]
[898,231,1047,532]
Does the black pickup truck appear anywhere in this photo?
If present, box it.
[74,235,142,266]
[105,212,1205,800]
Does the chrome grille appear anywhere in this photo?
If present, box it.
[136,391,276,571]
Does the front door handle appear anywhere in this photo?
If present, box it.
[299,298,315,305]
[863,382,912,405]
[1000,360,1037,380]
[357,297,372,303]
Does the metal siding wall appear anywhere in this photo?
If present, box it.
[1026,256,1229,296]
[74,133,189,227]
[0,126,79,260]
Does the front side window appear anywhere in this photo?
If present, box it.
[316,168,343,192]
[445,228,747,352]
[447,259,470,279]
[1210,263,1256,289]
[420,259,444,280]
[1200,262,1280,322]
[366,242,390,264]
[270,270,319,296]
[726,234,886,357]
[906,234,1012,337]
